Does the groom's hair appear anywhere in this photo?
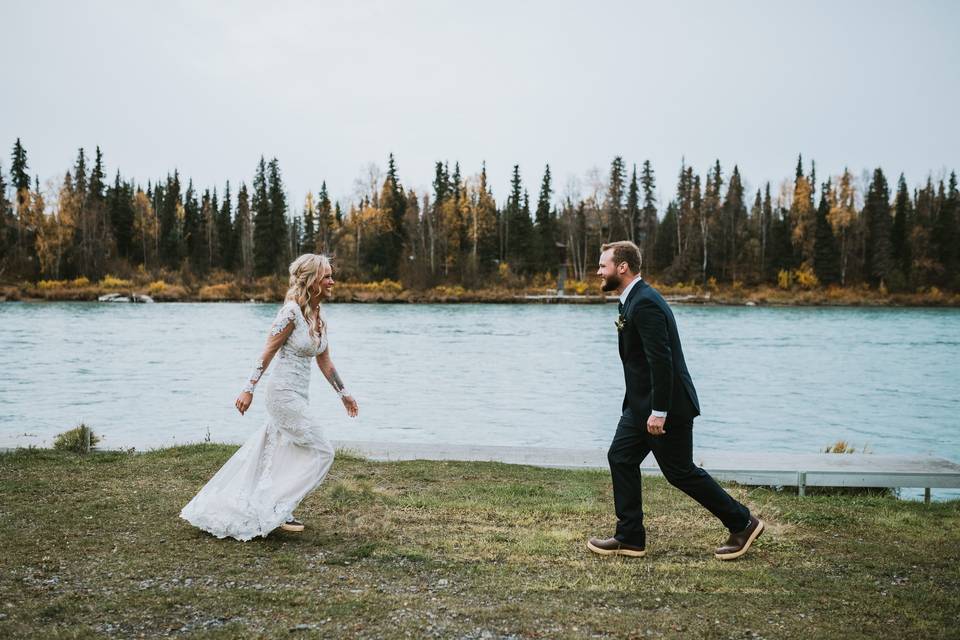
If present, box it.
[601,241,642,274]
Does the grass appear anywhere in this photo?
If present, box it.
[1,445,958,639]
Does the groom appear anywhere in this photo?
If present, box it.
[587,241,763,560]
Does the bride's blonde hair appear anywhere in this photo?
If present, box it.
[285,253,331,345]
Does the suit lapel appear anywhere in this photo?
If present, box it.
[618,279,646,359]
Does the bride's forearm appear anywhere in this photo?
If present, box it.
[325,366,347,394]
[316,354,347,393]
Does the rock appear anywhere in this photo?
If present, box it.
[98,293,154,303]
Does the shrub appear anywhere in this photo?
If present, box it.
[100,275,133,289]
[198,282,241,301]
[147,280,167,295]
[53,423,100,453]
[794,266,820,290]
[777,269,792,290]
[37,280,67,290]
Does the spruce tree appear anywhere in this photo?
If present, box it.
[605,156,626,240]
[654,201,678,272]
[317,182,333,254]
[761,183,773,278]
[217,182,234,271]
[933,172,957,284]
[863,168,894,286]
[235,182,254,279]
[265,158,289,273]
[891,173,913,278]
[639,161,657,272]
[107,171,135,259]
[382,153,406,277]
[252,157,273,276]
[159,171,182,268]
[721,165,745,280]
[10,138,30,208]
[534,164,556,273]
[505,165,533,272]
[9,139,30,271]
[181,180,203,272]
[625,165,640,246]
[0,168,10,264]
[813,182,841,285]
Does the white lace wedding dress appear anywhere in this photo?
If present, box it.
[180,301,335,540]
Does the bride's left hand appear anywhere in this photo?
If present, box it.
[341,394,359,418]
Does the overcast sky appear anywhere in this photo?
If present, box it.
[2,0,958,211]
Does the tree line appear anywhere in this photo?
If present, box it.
[1,139,957,291]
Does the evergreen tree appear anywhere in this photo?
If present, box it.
[863,168,894,286]
[379,152,406,278]
[235,182,254,279]
[252,157,273,276]
[107,171,135,259]
[505,165,533,272]
[625,165,640,247]
[721,165,746,280]
[0,168,11,267]
[159,171,182,268]
[301,191,316,255]
[316,182,333,254]
[891,173,913,278]
[654,201,678,272]
[9,139,31,272]
[761,183,773,277]
[813,182,841,285]
[182,180,203,272]
[266,158,290,272]
[217,182,234,271]
[533,164,556,273]
[605,156,626,240]
[933,172,958,283]
[639,160,657,272]
[10,138,30,208]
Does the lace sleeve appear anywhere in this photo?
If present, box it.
[241,304,297,394]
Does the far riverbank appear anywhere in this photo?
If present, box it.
[2,275,958,306]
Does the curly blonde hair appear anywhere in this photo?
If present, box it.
[285,253,331,345]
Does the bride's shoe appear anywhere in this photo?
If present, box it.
[280,517,305,532]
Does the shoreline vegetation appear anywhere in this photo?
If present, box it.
[3,140,959,314]
[3,272,959,306]
[1,444,958,638]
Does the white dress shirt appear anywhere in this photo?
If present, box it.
[619,276,668,419]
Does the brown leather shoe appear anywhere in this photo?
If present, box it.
[714,515,763,560]
[587,537,646,558]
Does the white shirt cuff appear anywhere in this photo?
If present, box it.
[651,410,667,418]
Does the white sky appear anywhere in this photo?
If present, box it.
[2,0,958,211]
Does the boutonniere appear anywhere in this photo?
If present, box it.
[615,314,626,332]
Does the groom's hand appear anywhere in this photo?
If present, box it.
[646,414,666,436]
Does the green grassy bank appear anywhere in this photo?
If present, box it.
[1,445,958,638]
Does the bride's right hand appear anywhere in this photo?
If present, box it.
[235,392,253,415]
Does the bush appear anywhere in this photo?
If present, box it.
[147,280,167,295]
[198,282,241,301]
[100,275,133,289]
[53,424,100,453]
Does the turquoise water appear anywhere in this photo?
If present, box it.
[2,301,958,496]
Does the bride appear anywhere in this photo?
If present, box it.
[181,253,359,540]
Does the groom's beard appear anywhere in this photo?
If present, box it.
[600,273,621,292]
